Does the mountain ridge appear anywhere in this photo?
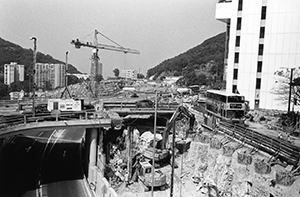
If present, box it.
[0,37,81,77]
[147,32,225,88]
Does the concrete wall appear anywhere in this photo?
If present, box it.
[86,127,119,197]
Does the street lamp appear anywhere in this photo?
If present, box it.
[30,36,37,116]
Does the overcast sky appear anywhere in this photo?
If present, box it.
[0,0,225,78]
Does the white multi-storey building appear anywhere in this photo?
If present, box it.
[35,63,66,89]
[216,0,300,110]
[120,69,137,79]
[4,62,24,85]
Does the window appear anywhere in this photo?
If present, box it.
[238,0,243,11]
[261,6,267,20]
[254,99,260,109]
[258,44,264,55]
[237,18,242,30]
[233,69,238,79]
[260,27,265,38]
[232,85,237,93]
[257,61,262,72]
[228,96,244,103]
[256,78,261,89]
[235,36,240,47]
[234,52,239,63]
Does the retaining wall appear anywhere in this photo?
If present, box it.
[187,131,300,197]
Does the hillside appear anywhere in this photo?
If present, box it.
[147,32,225,87]
[0,37,81,77]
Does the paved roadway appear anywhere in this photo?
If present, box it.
[0,126,90,197]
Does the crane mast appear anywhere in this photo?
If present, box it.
[71,30,140,98]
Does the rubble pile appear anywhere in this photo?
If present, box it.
[45,81,122,99]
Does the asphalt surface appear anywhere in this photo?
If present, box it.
[0,126,88,197]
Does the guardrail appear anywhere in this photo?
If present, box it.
[217,121,300,166]
[0,99,48,108]
[0,110,102,132]
[103,101,179,110]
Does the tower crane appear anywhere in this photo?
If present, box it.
[71,29,140,98]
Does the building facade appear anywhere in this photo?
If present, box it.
[216,0,300,110]
[4,62,24,85]
[120,69,137,79]
[35,63,66,89]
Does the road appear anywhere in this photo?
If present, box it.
[0,126,89,197]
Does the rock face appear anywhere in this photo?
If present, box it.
[185,132,300,197]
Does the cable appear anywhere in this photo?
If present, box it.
[95,30,124,48]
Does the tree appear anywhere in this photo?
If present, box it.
[137,73,145,79]
[67,75,80,86]
[0,74,4,83]
[113,68,120,77]
[9,81,29,92]
[44,80,52,91]
[95,74,103,83]
[0,82,8,99]
[271,69,300,106]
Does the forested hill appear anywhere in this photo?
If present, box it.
[0,37,81,77]
[147,32,226,87]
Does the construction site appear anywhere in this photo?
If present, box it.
[5,29,299,197]
[75,88,300,197]
[22,32,300,195]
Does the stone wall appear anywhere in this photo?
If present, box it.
[186,131,300,197]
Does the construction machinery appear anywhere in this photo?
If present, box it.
[141,105,195,163]
[161,105,195,149]
[137,160,167,191]
[71,30,140,98]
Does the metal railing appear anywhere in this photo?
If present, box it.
[0,110,102,132]
[217,121,300,166]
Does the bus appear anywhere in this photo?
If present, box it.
[205,90,247,123]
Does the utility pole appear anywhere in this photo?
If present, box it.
[30,37,37,117]
[151,90,158,197]
[288,68,295,113]
[170,121,176,197]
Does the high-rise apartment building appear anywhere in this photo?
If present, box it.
[4,62,24,85]
[216,0,300,110]
[35,63,66,89]
[90,50,103,80]
[120,69,137,79]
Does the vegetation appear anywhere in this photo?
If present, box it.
[113,68,120,77]
[147,32,226,88]
[95,74,104,82]
[271,69,300,106]
[0,37,81,76]
[137,73,145,79]
[0,37,82,99]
